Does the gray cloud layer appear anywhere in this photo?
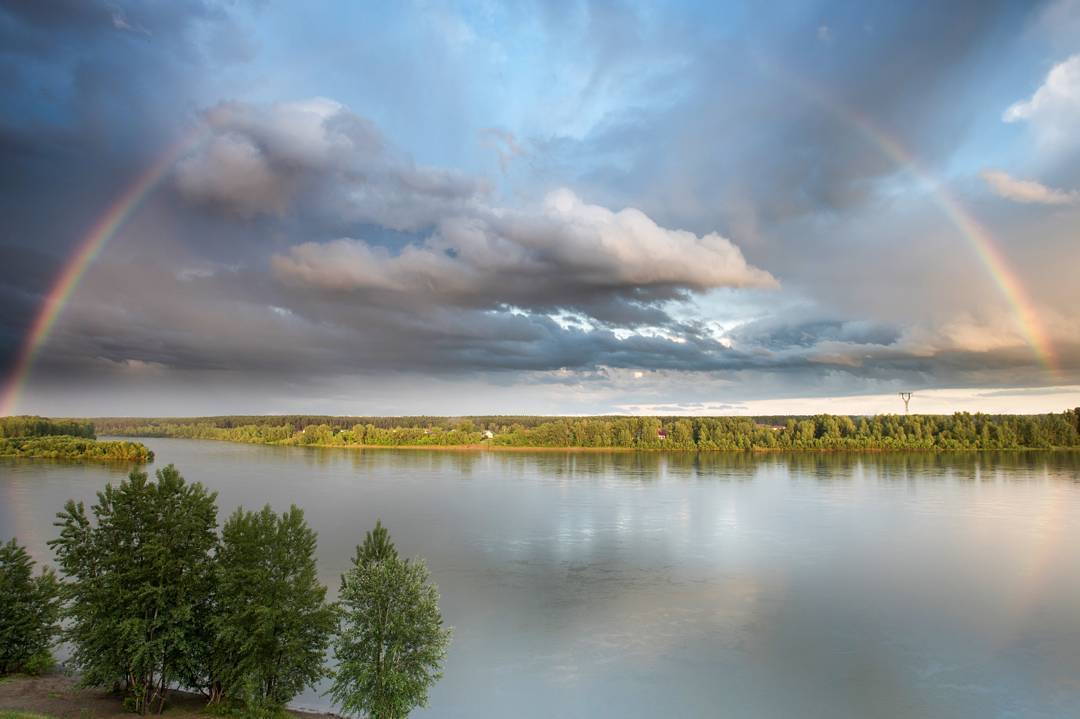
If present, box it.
[175,98,486,229]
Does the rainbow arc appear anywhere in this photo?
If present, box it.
[0,128,206,416]
[0,90,1060,415]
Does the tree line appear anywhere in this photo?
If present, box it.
[0,465,450,719]
[0,415,153,462]
[0,416,95,439]
[93,409,1080,451]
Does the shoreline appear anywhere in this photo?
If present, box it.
[306,442,1079,453]
[114,435,1080,454]
[0,674,336,719]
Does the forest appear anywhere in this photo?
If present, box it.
[0,416,152,462]
[0,416,94,439]
[91,410,1080,451]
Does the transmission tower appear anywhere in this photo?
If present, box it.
[899,392,912,414]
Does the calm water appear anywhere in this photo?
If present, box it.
[3,439,1080,718]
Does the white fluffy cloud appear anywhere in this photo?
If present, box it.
[1004,54,1080,146]
[980,169,1078,205]
[272,188,777,316]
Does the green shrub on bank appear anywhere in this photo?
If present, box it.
[0,539,60,675]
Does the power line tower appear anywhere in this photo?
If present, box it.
[899,392,912,414]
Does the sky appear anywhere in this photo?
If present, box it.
[1,0,1079,417]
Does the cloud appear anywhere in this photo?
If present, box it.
[1003,53,1080,146]
[980,169,1078,205]
[528,1,1028,228]
[272,188,777,321]
[729,316,900,352]
[110,6,150,35]
[176,133,290,217]
[5,2,1080,416]
[175,98,487,229]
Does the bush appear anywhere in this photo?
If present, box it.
[21,651,55,676]
[0,539,60,675]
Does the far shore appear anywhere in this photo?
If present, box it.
[292,443,1079,453]
[89,411,1080,453]
[128,436,1079,454]
[305,441,636,452]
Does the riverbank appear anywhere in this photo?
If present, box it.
[90,410,1080,452]
[287,441,1080,453]
[0,675,333,719]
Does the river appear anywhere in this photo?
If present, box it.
[3,438,1080,718]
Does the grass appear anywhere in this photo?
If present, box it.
[0,712,58,719]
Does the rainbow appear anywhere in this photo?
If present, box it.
[0,75,1061,415]
[769,65,1059,375]
[0,127,206,416]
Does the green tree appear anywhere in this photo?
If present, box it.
[0,539,60,675]
[49,465,218,714]
[329,522,451,719]
[211,505,336,716]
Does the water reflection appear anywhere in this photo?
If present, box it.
[3,443,1080,718]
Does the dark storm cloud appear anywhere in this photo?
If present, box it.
[26,239,1069,396]
[33,253,761,376]
[0,245,64,368]
[730,317,902,352]
[0,0,256,367]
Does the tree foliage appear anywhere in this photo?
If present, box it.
[329,522,451,719]
[0,539,60,675]
[211,505,336,715]
[0,416,149,462]
[0,416,95,439]
[49,465,218,714]
[96,410,1080,452]
[0,436,153,462]
[34,463,446,716]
